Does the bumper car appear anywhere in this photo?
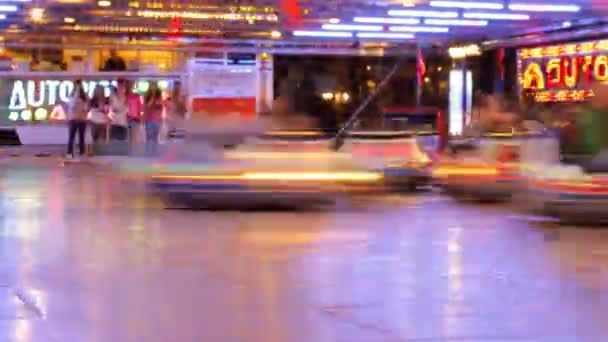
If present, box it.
[254,130,434,192]
[434,135,523,201]
[434,161,520,201]
[522,159,608,224]
[126,134,384,209]
[345,132,434,191]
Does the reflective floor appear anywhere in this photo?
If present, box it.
[1,159,608,341]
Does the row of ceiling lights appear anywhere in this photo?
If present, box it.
[1,0,582,42]
[292,1,582,39]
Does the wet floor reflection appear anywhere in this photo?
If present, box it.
[0,161,607,341]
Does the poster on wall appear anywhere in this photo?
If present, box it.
[0,79,171,124]
[188,66,257,120]
[518,40,608,103]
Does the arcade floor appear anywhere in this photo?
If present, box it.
[1,159,608,342]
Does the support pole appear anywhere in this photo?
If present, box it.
[331,57,405,151]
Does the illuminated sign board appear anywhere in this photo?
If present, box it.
[0,79,170,123]
[517,40,608,102]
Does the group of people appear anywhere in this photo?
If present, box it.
[65,79,186,159]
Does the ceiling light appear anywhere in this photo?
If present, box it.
[430,1,503,9]
[389,9,459,18]
[328,18,340,24]
[0,0,30,2]
[270,30,281,38]
[0,5,17,11]
[322,24,383,31]
[424,18,488,26]
[389,25,449,33]
[30,7,44,21]
[562,21,572,28]
[354,17,420,24]
[97,0,111,7]
[64,17,76,23]
[0,14,5,19]
[293,30,352,38]
[463,12,529,20]
[508,3,580,12]
[356,32,414,39]
[449,44,481,58]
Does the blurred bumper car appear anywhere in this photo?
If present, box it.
[435,135,523,201]
[254,130,434,192]
[139,139,384,209]
[434,162,519,201]
[345,132,434,191]
[523,159,608,224]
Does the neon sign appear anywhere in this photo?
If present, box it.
[3,79,169,121]
[518,39,608,102]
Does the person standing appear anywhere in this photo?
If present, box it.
[66,80,89,160]
[166,81,187,136]
[125,80,143,144]
[109,81,129,141]
[103,49,127,71]
[89,85,109,146]
[144,81,164,148]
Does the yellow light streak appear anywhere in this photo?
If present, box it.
[242,172,383,181]
[153,171,383,182]
[432,167,498,177]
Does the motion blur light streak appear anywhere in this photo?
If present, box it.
[430,1,503,9]
[0,4,17,11]
[321,24,384,31]
[224,152,352,159]
[292,30,353,37]
[389,25,449,33]
[424,18,488,26]
[432,167,498,177]
[154,172,383,182]
[356,32,415,39]
[508,3,580,12]
[388,9,459,18]
[463,12,530,20]
[241,172,383,181]
[354,17,420,24]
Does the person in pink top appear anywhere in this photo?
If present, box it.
[125,80,142,143]
[143,81,164,154]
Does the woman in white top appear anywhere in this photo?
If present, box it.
[89,85,109,144]
[109,81,129,141]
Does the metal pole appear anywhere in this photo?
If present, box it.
[461,57,467,132]
[416,45,422,107]
[331,57,405,151]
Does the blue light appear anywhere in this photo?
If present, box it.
[293,30,353,38]
[424,18,488,26]
[388,9,459,18]
[430,1,503,9]
[354,17,420,24]
[322,24,383,31]
[356,32,414,39]
[508,3,580,12]
[463,12,530,20]
[0,4,18,11]
[389,25,449,33]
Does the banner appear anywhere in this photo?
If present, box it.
[518,40,608,102]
